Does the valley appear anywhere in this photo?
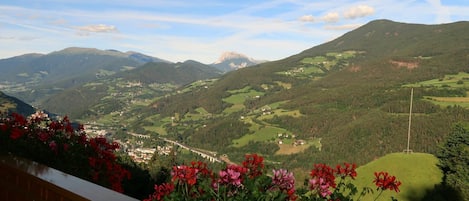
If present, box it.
[1,19,469,200]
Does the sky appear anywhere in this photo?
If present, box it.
[0,0,468,64]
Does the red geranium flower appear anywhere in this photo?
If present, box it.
[172,165,199,186]
[12,113,27,126]
[10,127,24,140]
[242,153,265,178]
[336,162,357,179]
[373,171,402,192]
[144,183,174,201]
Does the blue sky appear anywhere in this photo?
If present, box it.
[0,0,467,63]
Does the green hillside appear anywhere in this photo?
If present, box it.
[0,91,35,116]
[108,19,469,174]
[119,60,222,84]
[353,153,442,201]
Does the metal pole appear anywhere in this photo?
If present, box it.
[406,88,413,154]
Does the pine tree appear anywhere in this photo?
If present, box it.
[436,124,469,201]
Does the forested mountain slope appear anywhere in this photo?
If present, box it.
[132,19,469,168]
[39,60,222,118]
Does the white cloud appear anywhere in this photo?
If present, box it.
[324,23,362,30]
[426,0,451,23]
[343,5,375,19]
[2,0,468,62]
[299,15,314,22]
[77,24,118,33]
[0,36,15,40]
[321,12,340,23]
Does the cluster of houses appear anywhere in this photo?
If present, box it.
[83,125,109,137]
[83,124,174,164]
[277,133,306,146]
[126,146,172,164]
[127,148,155,163]
[284,67,305,75]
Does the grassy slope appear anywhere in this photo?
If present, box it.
[353,152,442,201]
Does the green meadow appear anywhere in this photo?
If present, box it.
[352,153,442,201]
[275,50,358,79]
[405,72,469,108]
[405,72,469,88]
[232,122,290,147]
[222,86,264,113]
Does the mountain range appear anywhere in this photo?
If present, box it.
[0,47,262,110]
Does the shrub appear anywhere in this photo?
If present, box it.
[0,112,130,193]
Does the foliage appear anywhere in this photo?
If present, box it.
[436,124,469,200]
[144,154,401,201]
[0,112,130,193]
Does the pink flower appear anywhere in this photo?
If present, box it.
[272,169,295,191]
[309,178,332,197]
[218,165,247,187]
[272,169,297,201]
[308,163,336,198]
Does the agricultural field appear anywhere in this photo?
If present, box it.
[143,115,172,135]
[231,100,312,154]
[405,72,469,108]
[222,86,264,113]
[424,92,469,108]
[277,50,358,79]
[405,72,469,88]
[275,137,321,155]
[184,107,211,121]
[232,123,290,147]
[177,79,218,93]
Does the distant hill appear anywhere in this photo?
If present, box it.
[0,47,169,104]
[211,51,266,72]
[120,60,222,84]
[39,60,223,118]
[0,91,35,116]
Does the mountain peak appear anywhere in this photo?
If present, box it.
[214,51,253,64]
[53,47,127,58]
[211,51,265,72]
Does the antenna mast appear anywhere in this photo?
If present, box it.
[404,88,414,154]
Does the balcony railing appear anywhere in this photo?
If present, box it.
[0,155,138,201]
